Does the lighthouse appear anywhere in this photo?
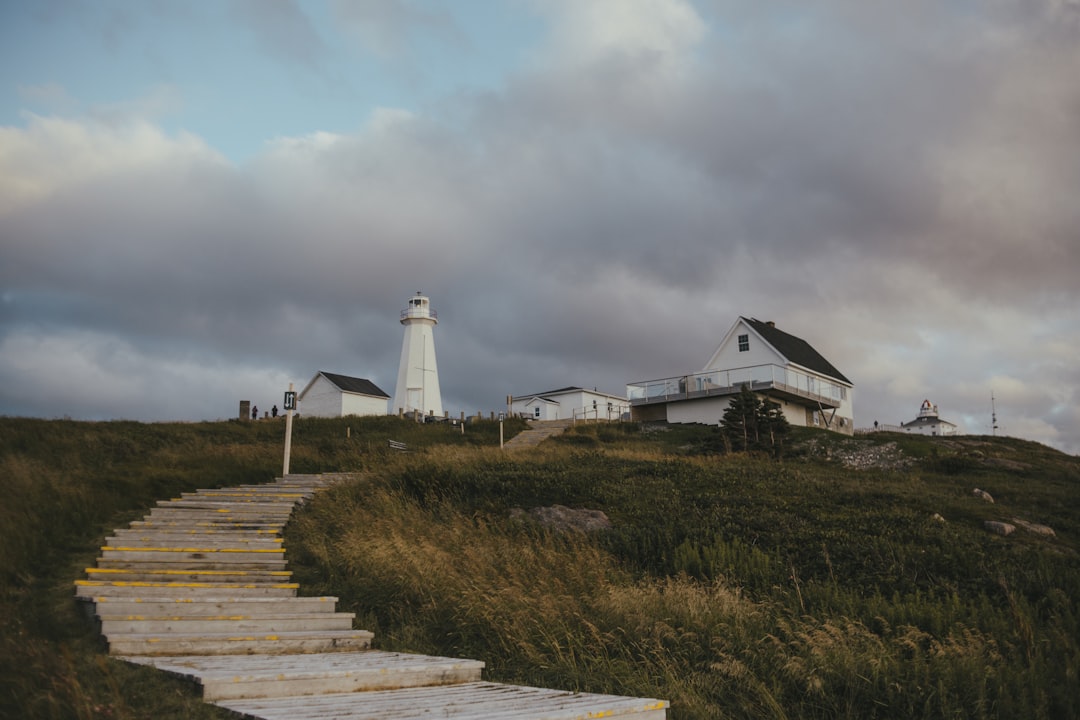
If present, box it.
[392,291,443,418]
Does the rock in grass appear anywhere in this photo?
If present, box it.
[512,505,612,533]
[1012,518,1056,537]
[984,520,1015,536]
[973,488,995,503]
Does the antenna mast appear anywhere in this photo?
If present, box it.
[991,392,998,436]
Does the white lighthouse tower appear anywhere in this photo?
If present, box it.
[392,291,443,418]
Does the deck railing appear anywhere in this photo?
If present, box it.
[627,363,847,407]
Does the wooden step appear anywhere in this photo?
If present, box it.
[76,580,299,598]
[129,520,286,530]
[181,491,312,500]
[99,612,355,635]
[159,500,299,512]
[85,568,291,584]
[84,596,340,616]
[107,533,284,547]
[147,508,294,520]
[99,547,286,564]
[96,559,288,571]
[106,629,373,656]
[212,681,667,719]
[123,651,485,701]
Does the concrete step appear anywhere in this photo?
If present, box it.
[99,612,356,635]
[107,629,374,656]
[212,681,667,719]
[85,596,340,617]
[76,580,299,598]
[84,568,292,584]
[123,651,485,701]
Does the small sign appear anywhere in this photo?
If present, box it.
[283,391,297,410]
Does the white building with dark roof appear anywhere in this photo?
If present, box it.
[901,400,958,436]
[510,387,629,421]
[297,371,390,418]
[627,316,855,433]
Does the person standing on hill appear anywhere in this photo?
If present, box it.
[272,405,278,418]
[252,405,258,420]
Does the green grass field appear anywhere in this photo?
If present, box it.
[1,415,1077,718]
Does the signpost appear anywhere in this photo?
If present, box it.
[282,383,295,476]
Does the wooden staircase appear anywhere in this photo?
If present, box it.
[502,419,576,450]
[77,473,667,719]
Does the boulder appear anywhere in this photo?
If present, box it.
[513,505,612,533]
[1012,518,1056,537]
[984,520,1015,536]
[930,513,946,523]
[973,488,994,503]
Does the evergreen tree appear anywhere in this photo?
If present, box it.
[719,385,791,456]
[720,384,761,452]
[760,397,791,457]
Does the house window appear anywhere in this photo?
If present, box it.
[738,334,749,352]
[534,406,541,419]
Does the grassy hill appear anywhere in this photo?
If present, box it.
[1,416,1077,719]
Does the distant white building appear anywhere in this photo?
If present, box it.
[901,399,958,436]
[298,371,390,418]
[510,387,629,421]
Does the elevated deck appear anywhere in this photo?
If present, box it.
[628,363,845,410]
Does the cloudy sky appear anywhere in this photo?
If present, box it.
[1,0,1078,454]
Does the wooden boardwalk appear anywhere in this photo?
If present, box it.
[502,419,576,450]
[77,473,667,719]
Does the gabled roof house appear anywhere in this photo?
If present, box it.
[297,371,390,418]
[510,386,629,421]
[627,317,855,434]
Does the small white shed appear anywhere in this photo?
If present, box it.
[298,371,390,418]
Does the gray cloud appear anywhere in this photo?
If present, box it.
[1,1,1077,452]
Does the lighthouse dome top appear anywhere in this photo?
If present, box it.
[401,291,437,324]
[917,399,939,419]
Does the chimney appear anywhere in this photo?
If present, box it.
[766,320,775,328]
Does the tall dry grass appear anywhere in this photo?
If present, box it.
[287,440,1079,719]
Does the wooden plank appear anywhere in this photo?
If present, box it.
[215,681,667,720]
[107,629,373,656]
[122,651,485,700]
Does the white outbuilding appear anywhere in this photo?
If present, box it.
[510,387,629,421]
[297,371,390,418]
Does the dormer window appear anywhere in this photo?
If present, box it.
[738,334,749,352]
